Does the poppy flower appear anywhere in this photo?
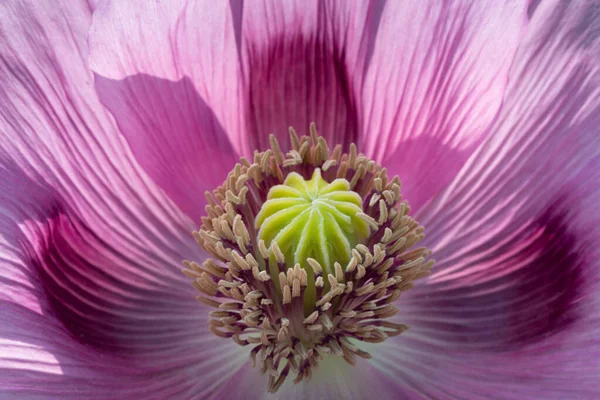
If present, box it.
[1,0,599,399]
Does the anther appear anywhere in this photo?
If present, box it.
[303,311,320,325]
[258,239,270,259]
[352,249,363,264]
[282,286,292,305]
[307,258,323,275]
[374,178,383,192]
[315,276,324,288]
[292,278,301,298]
[378,200,388,225]
[334,262,344,282]
[322,159,337,171]
[369,193,381,207]
[345,257,358,273]
[357,212,379,230]
[356,265,367,280]
[271,242,285,264]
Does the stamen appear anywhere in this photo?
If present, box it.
[307,258,323,275]
[185,125,433,393]
[322,159,337,171]
[357,212,379,230]
[303,311,320,325]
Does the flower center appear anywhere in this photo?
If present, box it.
[184,124,434,393]
[255,168,369,313]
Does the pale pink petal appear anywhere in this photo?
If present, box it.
[89,0,245,153]
[419,0,600,272]
[362,0,528,211]
[363,2,600,397]
[89,1,242,221]
[1,1,246,397]
[236,0,383,154]
[94,74,238,222]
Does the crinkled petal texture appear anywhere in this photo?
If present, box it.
[1,1,599,400]
[0,1,247,398]
[365,1,600,398]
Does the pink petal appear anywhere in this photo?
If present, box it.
[89,1,243,222]
[419,0,600,271]
[94,74,239,222]
[89,0,245,153]
[89,1,386,211]
[236,0,382,154]
[365,176,600,399]
[1,205,247,398]
[364,2,600,397]
[361,0,528,211]
[1,1,247,397]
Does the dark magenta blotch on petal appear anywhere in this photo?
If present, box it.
[244,34,360,152]
[23,210,201,357]
[415,204,584,350]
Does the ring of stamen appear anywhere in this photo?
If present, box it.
[185,124,434,393]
